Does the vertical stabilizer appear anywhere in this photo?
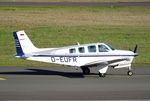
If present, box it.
[13,30,38,57]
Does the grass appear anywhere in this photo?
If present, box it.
[0,6,150,66]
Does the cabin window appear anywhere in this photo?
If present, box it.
[88,45,96,53]
[78,47,85,53]
[69,48,76,53]
[98,45,109,52]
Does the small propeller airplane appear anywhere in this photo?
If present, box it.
[13,30,138,77]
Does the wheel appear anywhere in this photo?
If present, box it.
[81,67,90,75]
[99,72,105,77]
[128,71,133,76]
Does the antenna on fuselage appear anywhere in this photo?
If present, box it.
[77,42,80,46]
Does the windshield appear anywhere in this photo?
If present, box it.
[106,44,115,50]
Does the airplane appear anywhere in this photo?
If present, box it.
[13,30,138,77]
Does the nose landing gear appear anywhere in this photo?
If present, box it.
[128,66,133,76]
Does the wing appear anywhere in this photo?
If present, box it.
[82,58,129,67]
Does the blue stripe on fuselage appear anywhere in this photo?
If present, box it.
[32,54,135,57]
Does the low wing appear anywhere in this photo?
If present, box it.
[83,58,129,67]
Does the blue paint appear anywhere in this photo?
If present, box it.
[33,54,136,57]
[13,32,24,57]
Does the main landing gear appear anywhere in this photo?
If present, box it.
[99,73,106,77]
[81,66,90,75]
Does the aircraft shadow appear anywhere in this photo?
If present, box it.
[0,68,96,78]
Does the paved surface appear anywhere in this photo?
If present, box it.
[0,2,150,6]
[0,66,150,100]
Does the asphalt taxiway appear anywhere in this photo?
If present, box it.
[0,66,150,100]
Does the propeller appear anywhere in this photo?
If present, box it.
[133,44,138,53]
[129,45,138,57]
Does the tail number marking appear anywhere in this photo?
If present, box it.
[51,57,77,63]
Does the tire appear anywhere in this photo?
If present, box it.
[99,72,105,77]
[82,67,90,75]
[128,71,133,76]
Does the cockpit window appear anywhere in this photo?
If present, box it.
[69,48,76,53]
[106,44,115,50]
[78,47,85,53]
[98,45,109,52]
[88,45,96,53]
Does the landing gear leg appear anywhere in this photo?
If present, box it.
[81,67,90,75]
[127,66,133,76]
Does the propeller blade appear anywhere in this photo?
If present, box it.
[134,44,138,53]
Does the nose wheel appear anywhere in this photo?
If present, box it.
[128,71,133,76]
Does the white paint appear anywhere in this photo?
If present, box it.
[13,30,138,77]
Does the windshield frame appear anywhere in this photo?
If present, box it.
[106,44,115,51]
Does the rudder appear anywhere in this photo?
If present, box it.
[13,30,38,57]
[13,31,24,57]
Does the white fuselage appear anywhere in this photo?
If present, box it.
[27,43,135,68]
[13,30,137,77]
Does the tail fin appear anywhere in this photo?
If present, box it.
[13,30,38,57]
